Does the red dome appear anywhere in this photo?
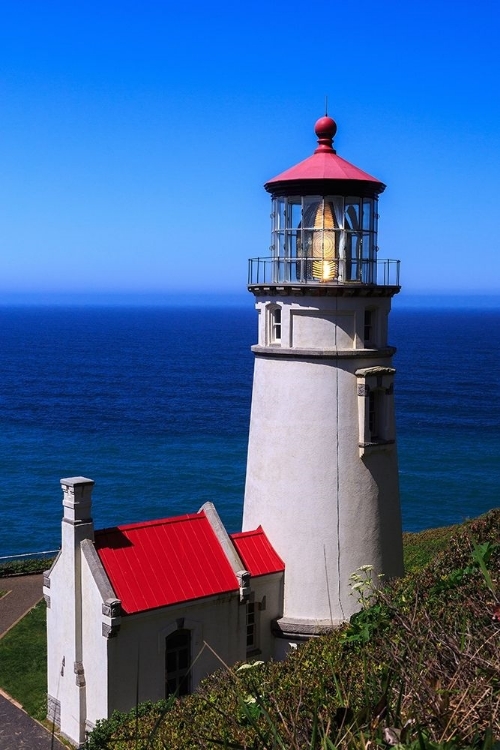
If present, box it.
[265,116,385,197]
[314,116,337,151]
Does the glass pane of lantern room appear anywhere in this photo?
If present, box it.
[345,198,360,231]
[275,197,285,231]
[301,197,322,228]
[272,198,285,262]
[362,233,374,282]
[347,234,362,281]
[290,198,302,229]
[287,197,301,258]
[362,198,373,231]
[300,197,323,266]
[329,196,344,229]
[361,233,372,260]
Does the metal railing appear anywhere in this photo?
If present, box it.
[0,549,59,564]
[248,257,400,287]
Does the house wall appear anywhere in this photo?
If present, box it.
[251,573,284,659]
[80,549,111,731]
[45,551,65,730]
[106,592,247,714]
[45,516,94,747]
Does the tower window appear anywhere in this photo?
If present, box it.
[368,389,381,440]
[165,629,191,697]
[364,309,374,346]
[269,306,282,344]
[356,367,396,455]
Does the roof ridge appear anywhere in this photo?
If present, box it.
[231,525,264,539]
[95,511,204,536]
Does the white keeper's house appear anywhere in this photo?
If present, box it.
[44,113,404,747]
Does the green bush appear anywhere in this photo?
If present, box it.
[85,510,500,750]
[0,557,56,578]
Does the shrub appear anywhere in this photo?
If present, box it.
[83,509,500,749]
[0,557,56,578]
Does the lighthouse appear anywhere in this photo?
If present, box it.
[242,115,404,651]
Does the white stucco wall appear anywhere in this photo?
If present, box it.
[106,592,247,714]
[256,296,392,351]
[104,571,283,716]
[244,293,403,632]
[250,573,284,658]
[45,551,65,727]
[80,547,111,729]
[45,517,94,747]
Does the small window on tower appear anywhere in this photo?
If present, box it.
[269,306,282,344]
[364,309,375,347]
[368,389,382,440]
[356,367,396,456]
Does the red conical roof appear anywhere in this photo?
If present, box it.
[265,116,385,197]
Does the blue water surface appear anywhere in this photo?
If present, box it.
[0,304,499,557]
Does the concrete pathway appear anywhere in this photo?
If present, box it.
[0,691,66,749]
[0,574,44,637]
[0,575,66,749]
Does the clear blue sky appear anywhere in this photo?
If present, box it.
[1,0,499,299]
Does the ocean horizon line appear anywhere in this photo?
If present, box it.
[0,290,500,309]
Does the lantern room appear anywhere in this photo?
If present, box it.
[248,116,400,290]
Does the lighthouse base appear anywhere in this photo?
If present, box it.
[272,616,344,659]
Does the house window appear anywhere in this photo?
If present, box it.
[165,629,191,696]
[246,601,257,650]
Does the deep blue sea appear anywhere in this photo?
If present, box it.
[1,303,499,558]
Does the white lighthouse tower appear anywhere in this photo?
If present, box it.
[242,115,404,650]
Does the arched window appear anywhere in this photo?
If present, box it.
[270,306,282,344]
[165,628,191,697]
[266,304,282,345]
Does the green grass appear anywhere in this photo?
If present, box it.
[402,523,458,572]
[0,601,47,721]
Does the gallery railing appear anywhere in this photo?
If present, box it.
[248,257,400,287]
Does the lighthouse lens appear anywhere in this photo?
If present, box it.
[298,199,338,281]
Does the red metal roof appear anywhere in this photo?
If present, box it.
[266,151,383,186]
[95,513,285,615]
[95,512,239,615]
[265,115,385,196]
[231,526,285,578]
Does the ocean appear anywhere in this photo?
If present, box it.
[1,302,499,558]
